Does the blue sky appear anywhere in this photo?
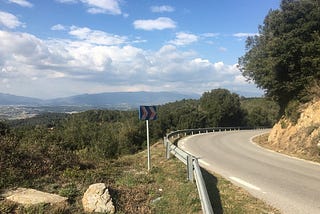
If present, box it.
[0,0,280,99]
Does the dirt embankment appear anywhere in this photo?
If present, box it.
[259,100,320,163]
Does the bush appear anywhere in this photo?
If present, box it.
[58,183,79,203]
[285,100,301,124]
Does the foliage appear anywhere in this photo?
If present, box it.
[8,112,67,128]
[0,89,279,192]
[155,99,206,135]
[241,97,280,127]
[58,183,79,203]
[238,0,320,114]
[285,100,301,124]
[0,88,283,213]
[200,89,245,127]
[0,121,10,136]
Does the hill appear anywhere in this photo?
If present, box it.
[0,93,42,105]
[47,91,199,107]
[0,91,199,107]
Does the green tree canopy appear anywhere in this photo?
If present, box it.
[238,0,320,113]
[0,121,10,136]
[200,89,245,127]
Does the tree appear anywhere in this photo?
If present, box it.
[0,121,10,136]
[200,89,245,127]
[238,0,320,114]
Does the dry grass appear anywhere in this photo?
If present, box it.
[1,140,281,213]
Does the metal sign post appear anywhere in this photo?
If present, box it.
[139,106,157,171]
[146,119,150,171]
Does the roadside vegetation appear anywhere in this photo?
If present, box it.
[1,0,319,212]
[0,138,280,214]
[239,0,320,163]
[238,0,320,117]
[0,89,279,213]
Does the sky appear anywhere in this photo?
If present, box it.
[0,0,280,99]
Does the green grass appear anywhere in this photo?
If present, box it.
[193,164,280,214]
[1,141,280,213]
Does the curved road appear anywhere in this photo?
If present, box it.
[179,130,320,214]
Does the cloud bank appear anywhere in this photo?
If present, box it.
[0,26,259,98]
[0,1,263,98]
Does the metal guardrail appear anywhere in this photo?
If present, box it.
[164,127,259,214]
[193,158,213,214]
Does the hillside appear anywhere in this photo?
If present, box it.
[260,99,320,162]
[47,91,199,107]
[0,93,42,105]
[0,141,280,213]
[0,91,199,107]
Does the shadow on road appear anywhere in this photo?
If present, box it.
[201,167,224,214]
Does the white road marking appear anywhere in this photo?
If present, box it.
[229,176,261,191]
[250,132,320,167]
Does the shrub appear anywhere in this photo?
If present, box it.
[285,100,301,124]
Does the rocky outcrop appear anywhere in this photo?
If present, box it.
[3,188,68,205]
[268,100,320,160]
[82,183,115,213]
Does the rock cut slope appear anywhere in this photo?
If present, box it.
[268,100,320,162]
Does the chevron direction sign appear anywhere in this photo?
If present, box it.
[139,106,157,120]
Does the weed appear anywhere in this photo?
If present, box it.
[58,183,79,203]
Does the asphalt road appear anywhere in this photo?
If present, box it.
[179,130,320,214]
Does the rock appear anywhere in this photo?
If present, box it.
[268,100,320,158]
[82,183,115,214]
[3,188,68,205]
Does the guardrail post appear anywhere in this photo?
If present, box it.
[187,155,194,181]
[165,137,170,159]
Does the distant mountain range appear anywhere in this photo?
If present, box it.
[0,92,200,107]
[0,93,43,105]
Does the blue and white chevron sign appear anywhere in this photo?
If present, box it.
[139,106,157,120]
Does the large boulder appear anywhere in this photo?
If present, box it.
[82,183,115,213]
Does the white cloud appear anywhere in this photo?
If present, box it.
[169,32,198,46]
[51,24,66,31]
[56,0,77,3]
[57,0,122,15]
[214,61,224,70]
[234,74,247,84]
[233,32,259,38]
[192,58,210,65]
[151,5,175,13]
[219,47,227,52]
[201,33,219,38]
[0,11,25,29]
[8,0,33,7]
[69,26,127,45]
[214,62,239,74]
[0,29,262,98]
[133,17,176,31]
[82,0,121,14]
